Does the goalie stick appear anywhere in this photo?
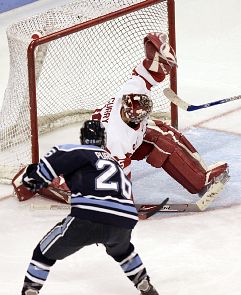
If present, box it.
[163,88,241,111]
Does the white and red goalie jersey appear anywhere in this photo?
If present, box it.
[91,32,176,177]
[92,75,149,177]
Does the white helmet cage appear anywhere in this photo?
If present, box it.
[121,94,153,124]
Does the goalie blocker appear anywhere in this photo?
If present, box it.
[12,167,70,204]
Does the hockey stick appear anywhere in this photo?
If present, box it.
[139,203,200,213]
[29,173,229,213]
[0,193,14,202]
[30,199,171,217]
[138,198,169,219]
[29,201,204,213]
[28,175,227,213]
[30,202,199,212]
[163,88,241,111]
[28,191,213,213]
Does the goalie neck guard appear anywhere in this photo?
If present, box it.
[80,120,106,148]
[122,94,153,124]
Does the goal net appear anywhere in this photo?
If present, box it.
[0,0,177,183]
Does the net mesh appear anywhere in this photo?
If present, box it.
[0,0,173,183]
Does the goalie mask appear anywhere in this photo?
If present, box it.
[121,94,153,124]
[80,120,106,148]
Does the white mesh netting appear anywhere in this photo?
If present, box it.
[0,0,173,183]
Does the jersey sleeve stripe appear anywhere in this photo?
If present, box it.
[40,157,58,179]
[71,196,137,213]
[72,204,138,220]
[72,193,134,204]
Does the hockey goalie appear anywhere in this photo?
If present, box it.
[13,32,230,212]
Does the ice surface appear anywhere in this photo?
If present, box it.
[0,0,241,294]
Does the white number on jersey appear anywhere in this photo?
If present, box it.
[95,159,131,199]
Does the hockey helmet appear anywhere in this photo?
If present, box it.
[80,120,106,148]
[121,94,153,124]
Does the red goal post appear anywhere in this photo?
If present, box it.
[0,0,177,183]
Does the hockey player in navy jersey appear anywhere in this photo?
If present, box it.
[20,120,159,295]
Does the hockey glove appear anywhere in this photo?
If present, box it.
[143,32,177,74]
[22,164,48,192]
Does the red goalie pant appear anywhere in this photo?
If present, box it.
[132,120,227,194]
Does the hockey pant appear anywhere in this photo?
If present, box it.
[132,119,227,194]
[21,217,147,294]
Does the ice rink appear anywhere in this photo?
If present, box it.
[0,0,241,294]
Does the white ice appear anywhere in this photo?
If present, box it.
[0,0,241,294]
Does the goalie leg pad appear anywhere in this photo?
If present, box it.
[142,120,212,194]
[131,142,153,161]
[162,146,207,194]
[151,119,199,154]
[133,120,228,195]
[143,121,181,168]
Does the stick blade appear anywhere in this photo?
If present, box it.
[138,198,169,219]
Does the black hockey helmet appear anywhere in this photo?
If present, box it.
[122,94,153,124]
[80,120,106,148]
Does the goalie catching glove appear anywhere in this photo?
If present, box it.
[143,32,177,74]
[133,32,177,89]
[22,164,49,192]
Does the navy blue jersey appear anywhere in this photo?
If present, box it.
[38,144,138,229]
